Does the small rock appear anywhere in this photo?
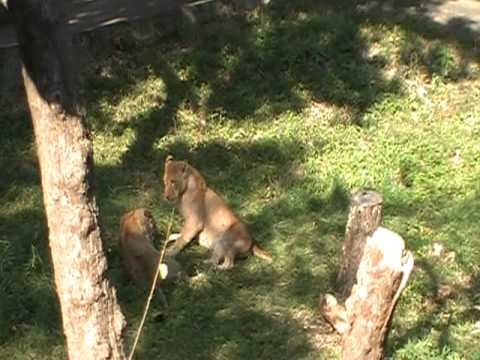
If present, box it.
[429,242,445,257]
[472,321,480,334]
[437,284,452,299]
[451,149,462,166]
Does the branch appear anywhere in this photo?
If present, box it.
[320,294,349,334]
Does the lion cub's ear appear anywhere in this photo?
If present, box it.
[143,209,153,218]
[166,155,174,162]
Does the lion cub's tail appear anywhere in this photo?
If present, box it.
[252,243,273,263]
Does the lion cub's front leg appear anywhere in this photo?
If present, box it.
[165,219,203,257]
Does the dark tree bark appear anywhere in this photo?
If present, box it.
[337,189,383,298]
[8,0,126,359]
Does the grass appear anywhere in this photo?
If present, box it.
[1,0,479,358]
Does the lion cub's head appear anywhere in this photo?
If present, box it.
[120,208,157,243]
[163,155,189,202]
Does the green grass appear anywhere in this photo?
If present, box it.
[1,0,479,358]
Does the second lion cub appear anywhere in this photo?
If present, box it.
[163,155,272,270]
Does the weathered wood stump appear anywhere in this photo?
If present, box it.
[321,227,414,360]
[337,189,383,298]
[321,189,414,359]
[343,227,413,359]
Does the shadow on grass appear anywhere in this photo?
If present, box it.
[90,138,349,359]
[130,274,315,360]
[354,0,479,79]
[77,0,480,165]
[153,1,403,124]
[0,208,61,347]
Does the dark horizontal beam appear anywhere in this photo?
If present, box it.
[0,0,180,48]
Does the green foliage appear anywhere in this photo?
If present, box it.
[396,338,465,360]
[1,0,479,358]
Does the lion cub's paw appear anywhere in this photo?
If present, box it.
[168,233,181,242]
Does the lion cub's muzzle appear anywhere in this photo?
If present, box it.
[164,189,178,202]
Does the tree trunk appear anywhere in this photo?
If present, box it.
[337,189,383,297]
[9,0,126,359]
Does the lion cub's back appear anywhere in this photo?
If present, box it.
[203,188,239,233]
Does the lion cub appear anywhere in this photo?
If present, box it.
[163,155,272,270]
[119,208,183,310]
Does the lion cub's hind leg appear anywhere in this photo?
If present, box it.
[209,235,236,271]
[217,255,235,271]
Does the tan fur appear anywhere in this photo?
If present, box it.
[119,208,183,311]
[163,156,272,270]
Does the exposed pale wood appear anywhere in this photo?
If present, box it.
[341,227,414,360]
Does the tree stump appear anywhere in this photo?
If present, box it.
[321,227,414,360]
[337,190,383,298]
